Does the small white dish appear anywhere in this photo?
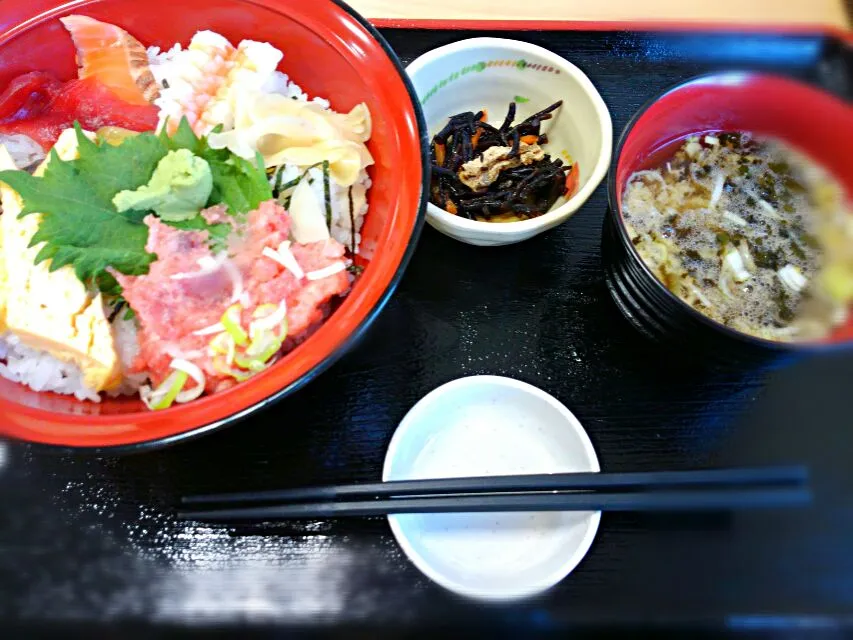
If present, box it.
[383,376,601,601]
[406,38,613,246]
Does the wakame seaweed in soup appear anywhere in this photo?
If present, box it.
[622,132,853,342]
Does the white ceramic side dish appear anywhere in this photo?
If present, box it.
[383,376,601,600]
[406,38,613,246]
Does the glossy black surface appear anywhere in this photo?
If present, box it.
[1,28,852,635]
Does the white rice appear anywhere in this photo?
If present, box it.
[108,315,149,397]
[0,333,101,402]
[146,43,182,87]
[272,164,371,252]
[261,71,331,110]
[0,314,145,402]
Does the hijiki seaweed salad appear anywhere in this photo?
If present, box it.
[429,101,579,222]
[0,17,373,409]
[623,132,853,342]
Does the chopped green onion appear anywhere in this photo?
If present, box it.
[212,355,253,382]
[171,358,206,403]
[249,302,287,339]
[234,352,271,372]
[778,264,807,293]
[245,331,282,359]
[723,248,751,283]
[221,304,248,346]
[252,303,279,318]
[143,370,189,411]
[209,332,237,364]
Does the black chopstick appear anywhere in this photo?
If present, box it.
[181,466,807,506]
[179,486,811,522]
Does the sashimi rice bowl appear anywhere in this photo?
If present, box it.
[0,15,385,416]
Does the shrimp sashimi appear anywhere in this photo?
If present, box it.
[61,15,159,106]
[152,31,282,135]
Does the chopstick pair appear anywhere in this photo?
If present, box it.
[179,465,811,522]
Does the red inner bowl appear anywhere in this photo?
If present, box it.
[614,72,853,345]
[0,0,425,449]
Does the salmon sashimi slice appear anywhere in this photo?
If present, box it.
[60,15,159,106]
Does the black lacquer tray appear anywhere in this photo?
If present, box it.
[1,25,852,637]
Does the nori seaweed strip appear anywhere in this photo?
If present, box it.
[348,185,356,255]
[272,164,288,194]
[322,160,332,228]
[499,102,517,133]
[108,300,126,323]
[277,162,324,197]
[278,163,324,209]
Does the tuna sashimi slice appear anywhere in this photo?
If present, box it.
[0,71,63,122]
[0,76,159,150]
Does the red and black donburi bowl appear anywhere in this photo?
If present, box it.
[0,0,428,452]
[603,72,853,363]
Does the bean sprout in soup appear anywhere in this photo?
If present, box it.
[621,132,853,342]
